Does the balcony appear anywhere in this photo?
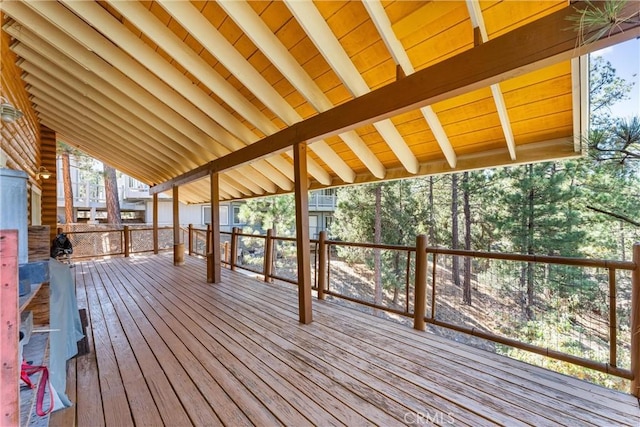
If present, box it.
[52,253,639,426]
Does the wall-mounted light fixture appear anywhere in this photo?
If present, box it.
[36,166,51,180]
[0,96,24,123]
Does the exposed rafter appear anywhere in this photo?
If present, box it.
[106,0,349,184]
[466,0,516,161]
[284,0,420,175]
[3,2,282,194]
[219,0,386,179]
[34,0,298,190]
[364,0,457,169]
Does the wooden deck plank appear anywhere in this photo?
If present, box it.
[73,262,105,427]
[101,259,240,427]
[225,272,639,426]
[104,258,288,426]
[71,254,640,427]
[114,260,331,427]
[137,255,640,425]
[82,262,139,427]
[197,273,554,426]
[91,261,200,426]
[141,260,486,426]
[130,259,418,427]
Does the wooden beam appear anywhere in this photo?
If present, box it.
[208,172,221,284]
[294,143,312,324]
[210,1,638,173]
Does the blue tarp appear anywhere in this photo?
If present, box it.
[48,258,84,410]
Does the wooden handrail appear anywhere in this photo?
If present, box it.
[426,247,635,270]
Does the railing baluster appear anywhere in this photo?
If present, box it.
[318,231,327,300]
[264,229,274,282]
[124,225,130,257]
[188,224,193,256]
[405,250,411,314]
[414,235,428,331]
[609,268,617,368]
[230,227,238,271]
[431,253,437,320]
[631,244,640,397]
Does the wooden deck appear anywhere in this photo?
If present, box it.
[51,253,639,427]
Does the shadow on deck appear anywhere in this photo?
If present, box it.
[53,253,639,426]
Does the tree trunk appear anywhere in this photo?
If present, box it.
[103,164,122,225]
[526,164,535,319]
[61,151,74,224]
[374,185,383,315]
[463,172,472,305]
[451,174,460,286]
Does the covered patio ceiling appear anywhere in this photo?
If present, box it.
[2,1,638,204]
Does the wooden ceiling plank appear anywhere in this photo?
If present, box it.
[40,0,293,191]
[22,71,199,172]
[467,0,516,161]
[155,0,350,184]
[32,95,176,180]
[285,0,419,175]
[3,4,288,194]
[364,0,457,169]
[205,0,638,175]
[14,41,269,198]
[220,0,385,179]
[36,112,167,182]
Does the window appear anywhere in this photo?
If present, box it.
[232,206,242,225]
[202,206,229,226]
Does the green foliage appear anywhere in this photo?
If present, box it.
[238,194,295,236]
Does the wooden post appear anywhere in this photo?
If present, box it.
[230,227,238,271]
[0,230,19,426]
[173,186,184,265]
[123,225,130,257]
[188,224,193,256]
[207,172,221,283]
[631,243,640,397]
[318,230,328,300]
[152,192,159,254]
[414,234,428,331]
[264,229,274,282]
[294,142,312,324]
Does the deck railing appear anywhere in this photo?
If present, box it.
[60,224,174,259]
[58,224,640,395]
[196,227,639,394]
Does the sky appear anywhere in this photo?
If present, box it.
[592,38,640,118]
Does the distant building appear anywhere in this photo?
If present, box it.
[56,155,336,237]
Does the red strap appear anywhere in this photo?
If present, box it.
[20,362,54,416]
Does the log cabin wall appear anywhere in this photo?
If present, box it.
[1,13,51,234]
